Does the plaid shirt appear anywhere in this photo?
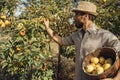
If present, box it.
[62,23,120,80]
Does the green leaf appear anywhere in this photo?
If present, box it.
[39,53,45,59]
[16,36,24,41]
[43,77,48,80]
[31,47,40,52]
[46,70,53,77]
[1,60,8,69]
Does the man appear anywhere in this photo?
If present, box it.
[44,1,120,80]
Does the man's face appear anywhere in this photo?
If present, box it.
[73,11,85,28]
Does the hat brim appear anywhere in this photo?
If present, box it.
[72,9,98,16]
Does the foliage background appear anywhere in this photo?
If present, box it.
[0,0,120,80]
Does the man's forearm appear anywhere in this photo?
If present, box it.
[114,69,120,80]
[46,27,63,45]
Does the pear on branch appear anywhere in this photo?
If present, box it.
[5,20,11,26]
[0,15,6,19]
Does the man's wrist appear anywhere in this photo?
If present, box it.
[45,27,56,38]
[114,69,120,80]
[45,27,49,29]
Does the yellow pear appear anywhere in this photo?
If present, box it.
[86,64,94,73]
[103,63,111,71]
[91,63,96,67]
[19,28,26,36]
[45,39,51,43]
[103,0,107,3]
[0,19,3,25]
[0,15,6,19]
[91,57,99,64]
[94,63,102,71]
[96,66,104,74]
[1,22,5,28]
[105,58,113,64]
[90,63,96,70]
[5,20,11,26]
[99,56,105,64]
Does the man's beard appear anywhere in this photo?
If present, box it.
[74,21,83,29]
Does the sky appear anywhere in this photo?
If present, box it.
[14,0,27,16]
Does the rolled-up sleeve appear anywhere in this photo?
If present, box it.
[104,31,120,55]
[111,39,120,51]
[62,35,74,46]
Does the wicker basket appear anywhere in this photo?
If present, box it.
[82,47,120,80]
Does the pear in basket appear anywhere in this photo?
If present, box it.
[96,66,104,74]
[86,64,94,73]
[99,56,105,64]
[103,63,111,71]
[91,57,99,64]
[105,58,113,64]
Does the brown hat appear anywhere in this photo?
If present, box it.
[72,1,98,16]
